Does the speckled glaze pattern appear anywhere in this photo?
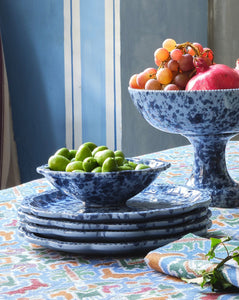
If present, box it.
[17,206,209,231]
[128,88,239,135]
[36,158,170,207]
[18,183,212,254]
[19,184,211,221]
[186,134,239,207]
[19,213,211,242]
[128,88,239,208]
[18,225,210,255]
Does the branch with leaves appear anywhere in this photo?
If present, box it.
[183,237,239,292]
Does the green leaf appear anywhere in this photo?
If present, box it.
[200,270,214,288]
[182,277,204,285]
[200,268,234,291]
[206,237,231,260]
[182,237,239,292]
[232,246,239,252]
[232,253,239,264]
[206,238,222,260]
[210,269,232,291]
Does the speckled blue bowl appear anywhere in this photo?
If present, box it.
[128,88,239,208]
[128,88,239,135]
[37,158,170,207]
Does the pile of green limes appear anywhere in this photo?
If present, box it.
[47,142,150,173]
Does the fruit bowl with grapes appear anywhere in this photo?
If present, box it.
[128,38,239,208]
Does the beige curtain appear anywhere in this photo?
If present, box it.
[0,35,21,189]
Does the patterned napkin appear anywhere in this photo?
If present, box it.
[144,233,239,288]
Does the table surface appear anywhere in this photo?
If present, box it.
[1,142,239,300]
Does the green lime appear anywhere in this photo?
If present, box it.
[69,149,77,159]
[115,156,124,166]
[75,144,92,161]
[127,161,138,169]
[83,142,97,151]
[72,169,85,173]
[92,145,108,156]
[102,157,118,172]
[65,161,83,172]
[48,155,70,171]
[83,157,98,172]
[94,149,115,166]
[135,164,150,170]
[118,165,133,171]
[91,166,102,173]
[114,150,125,159]
[55,147,71,159]
[71,157,76,162]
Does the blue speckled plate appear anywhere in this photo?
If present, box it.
[19,213,211,242]
[18,224,211,255]
[18,206,209,231]
[20,185,211,222]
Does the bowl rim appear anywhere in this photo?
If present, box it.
[36,158,170,176]
[128,86,239,93]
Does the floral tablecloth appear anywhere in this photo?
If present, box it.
[1,141,239,299]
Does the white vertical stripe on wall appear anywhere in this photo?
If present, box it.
[114,0,122,150]
[64,0,121,150]
[105,0,115,150]
[72,0,82,149]
[63,0,73,149]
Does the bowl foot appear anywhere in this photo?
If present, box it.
[186,181,239,208]
[186,133,239,207]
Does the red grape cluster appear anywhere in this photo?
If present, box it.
[129,38,214,91]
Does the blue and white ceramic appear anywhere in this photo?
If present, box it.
[36,158,170,207]
[128,88,239,208]
[18,225,210,255]
[18,206,209,231]
[20,185,211,222]
[19,213,211,242]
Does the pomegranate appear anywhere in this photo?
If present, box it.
[186,58,239,91]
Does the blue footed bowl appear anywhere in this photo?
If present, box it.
[128,88,239,208]
[37,158,170,207]
[128,88,239,135]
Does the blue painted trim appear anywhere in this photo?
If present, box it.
[113,0,117,150]
[70,0,75,149]
[80,0,106,146]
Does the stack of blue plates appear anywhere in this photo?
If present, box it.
[18,184,212,255]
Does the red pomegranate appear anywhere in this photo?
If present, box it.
[186,58,239,91]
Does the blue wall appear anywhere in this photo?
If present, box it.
[120,0,208,157]
[0,0,208,184]
[80,0,106,146]
[0,0,65,183]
